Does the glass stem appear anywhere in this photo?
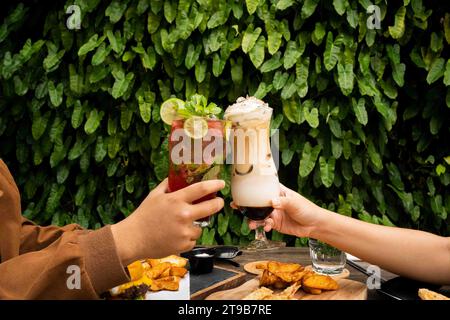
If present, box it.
[254,221,268,242]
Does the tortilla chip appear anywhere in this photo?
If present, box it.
[302,274,338,291]
[281,281,302,298]
[243,287,273,300]
[268,261,303,274]
[303,286,322,295]
[418,288,450,300]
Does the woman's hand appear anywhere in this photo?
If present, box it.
[238,184,327,238]
[112,178,225,265]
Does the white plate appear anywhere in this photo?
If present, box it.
[145,272,190,300]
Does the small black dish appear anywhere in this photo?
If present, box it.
[182,247,216,275]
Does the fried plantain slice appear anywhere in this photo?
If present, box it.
[302,274,338,291]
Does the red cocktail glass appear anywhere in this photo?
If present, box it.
[168,118,227,227]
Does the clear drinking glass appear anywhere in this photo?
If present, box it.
[309,239,346,275]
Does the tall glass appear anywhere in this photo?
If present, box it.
[225,97,283,250]
[168,118,227,227]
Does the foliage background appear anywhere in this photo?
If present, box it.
[0,0,449,246]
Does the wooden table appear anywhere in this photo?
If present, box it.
[214,247,397,300]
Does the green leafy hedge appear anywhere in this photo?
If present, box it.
[0,0,449,246]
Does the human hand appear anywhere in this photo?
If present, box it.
[112,178,225,264]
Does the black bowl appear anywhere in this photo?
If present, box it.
[182,247,216,274]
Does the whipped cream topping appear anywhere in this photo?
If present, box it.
[224,96,272,123]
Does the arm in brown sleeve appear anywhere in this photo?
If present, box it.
[19,217,84,254]
[0,225,130,299]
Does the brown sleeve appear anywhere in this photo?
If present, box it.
[19,217,85,254]
[0,225,130,299]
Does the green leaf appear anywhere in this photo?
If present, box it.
[84,109,104,135]
[267,29,282,55]
[246,0,260,15]
[240,217,251,236]
[312,22,326,45]
[324,32,342,71]
[195,60,207,83]
[276,0,295,10]
[295,56,310,98]
[71,101,84,129]
[333,0,349,15]
[231,57,243,84]
[426,58,445,84]
[45,183,65,214]
[282,96,300,122]
[367,138,383,170]
[331,137,342,159]
[13,75,27,96]
[43,49,65,72]
[32,111,51,140]
[212,53,226,77]
[48,81,63,107]
[282,148,295,166]
[207,8,230,29]
[273,71,289,90]
[436,164,446,176]
[94,136,107,162]
[137,95,153,124]
[260,52,282,73]
[69,64,84,95]
[319,156,336,188]
[253,82,272,99]
[78,34,101,56]
[185,43,202,70]
[328,118,342,138]
[283,41,301,69]
[242,25,262,54]
[147,12,161,34]
[352,98,368,125]
[92,43,111,66]
[249,35,266,68]
[444,60,450,86]
[111,72,134,99]
[337,63,354,96]
[346,9,359,28]
[299,143,321,177]
[301,0,320,19]
[105,0,127,24]
[108,135,122,159]
[163,1,177,23]
[388,6,406,39]
[218,213,229,236]
[303,106,319,128]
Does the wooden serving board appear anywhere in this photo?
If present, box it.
[190,266,247,300]
[206,277,367,300]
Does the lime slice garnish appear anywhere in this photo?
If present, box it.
[183,116,208,139]
[160,98,185,125]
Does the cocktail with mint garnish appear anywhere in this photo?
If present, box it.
[160,95,229,227]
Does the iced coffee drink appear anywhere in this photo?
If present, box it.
[225,96,283,250]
